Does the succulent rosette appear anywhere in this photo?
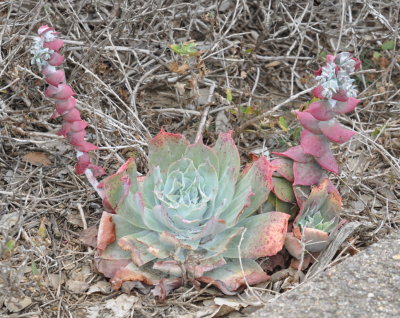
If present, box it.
[95,130,290,295]
[284,178,342,261]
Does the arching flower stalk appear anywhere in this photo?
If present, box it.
[31,25,106,195]
[265,53,361,266]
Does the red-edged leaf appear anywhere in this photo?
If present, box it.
[95,256,131,279]
[97,212,116,250]
[67,130,86,146]
[38,25,54,35]
[295,111,322,134]
[226,212,289,259]
[110,262,162,290]
[58,122,71,136]
[88,164,107,177]
[352,57,361,71]
[333,97,360,114]
[271,158,294,182]
[70,120,88,132]
[300,130,330,157]
[45,83,75,99]
[45,69,65,86]
[332,89,348,102]
[306,100,335,121]
[55,97,77,115]
[75,153,90,174]
[312,85,325,99]
[273,145,312,163]
[63,108,81,122]
[48,52,65,66]
[213,130,241,180]
[118,235,157,267]
[314,148,339,174]
[148,129,189,171]
[299,227,329,253]
[197,259,270,295]
[43,39,64,52]
[284,232,304,259]
[319,119,356,144]
[293,160,324,186]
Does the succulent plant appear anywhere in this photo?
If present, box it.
[264,52,361,215]
[31,25,105,178]
[31,25,362,296]
[284,178,342,260]
[95,130,290,295]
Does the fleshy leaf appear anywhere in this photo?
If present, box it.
[184,139,219,171]
[62,108,81,122]
[101,158,138,210]
[312,85,325,99]
[295,178,341,233]
[95,214,143,279]
[55,97,77,115]
[295,111,322,135]
[209,131,241,213]
[319,119,356,144]
[333,97,360,114]
[75,153,90,174]
[45,69,65,86]
[148,129,189,171]
[314,148,339,174]
[293,160,324,186]
[293,185,311,210]
[273,145,312,163]
[43,39,64,52]
[240,157,275,218]
[45,83,75,100]
[332,89,348,102]
[213,131,241,181]
[306,100,335,121]
[202,227,244,258]
[48,52,65,66]
[224,212,290,258]
[299,228,330,253]
[198,259,270,295]
[97,212,116,250]
[110,262,164,290]
[272,177,295,203]
[284,232,305,259]
[271,158,294,182]
[300,129,330,157]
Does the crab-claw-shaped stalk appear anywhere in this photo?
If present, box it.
[31,25,106,194]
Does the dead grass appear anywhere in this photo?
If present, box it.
[0,0,399,317]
